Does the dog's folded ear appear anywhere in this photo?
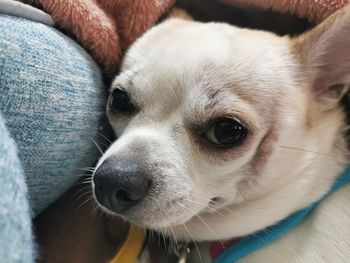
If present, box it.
[168,7,194,21]
[292,6,350,109]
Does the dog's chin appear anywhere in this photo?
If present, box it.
[96,201,204,230]
[133,215,194,230]
[122,208,200,230]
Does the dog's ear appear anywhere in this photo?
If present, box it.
[292,6,350,109]
[168,7,194,21]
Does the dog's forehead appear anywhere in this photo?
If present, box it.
[116,20,297,119]
[123,19,291,74]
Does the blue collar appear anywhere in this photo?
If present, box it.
[213,165,350,263]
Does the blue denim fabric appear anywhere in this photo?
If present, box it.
[0,112,33,263]
[0,14,108,215]
[0,14,110,262]
[0,14,110,263]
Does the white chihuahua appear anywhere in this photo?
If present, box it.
[93,6,350,262]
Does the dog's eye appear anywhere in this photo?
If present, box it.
[109,88,134,112]
[205,118,248,147]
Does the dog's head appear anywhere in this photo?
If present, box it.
[93,7,350,241]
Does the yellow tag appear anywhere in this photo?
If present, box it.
[109,224,145,263]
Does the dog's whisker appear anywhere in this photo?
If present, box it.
[186,199,233,219]
[89,201,106,219]
[79,166,96,170]
[78,177,93,183]
[180,195,226,212]
[186,194,242,216]
[78,167,95,173]
[74,180,93,188]
[164,214,180,253]
[176,202,225,249]
[73,172,93,176]
[279,145,335,157]
[78,196,95,210]
[75,179,92,184]
[95,205,105,217]
[74,196,95,214]
[180,223,203,263]
[71,185,92,197]
[73,176,93,186]
[73,173,93,178]
[160,228,168,252]
[92,204,101,217]
[90,137,104,156]
[154,210,172,252]
[96,132,113,145]
[152,230,158,247]
[72,190,94,206]
[72,191,92,204]
[75,175,93,181]
[194,215,225,249]
[75,166,96,171]
[95,142,110,149]
[168,231,177,253]
[72,180,93,188]
[147,229,153,244]
[71,174,92,181]
[179,197,218,211]
[184,194,220,206]
[71,185,95,207]
[163,192,232,219]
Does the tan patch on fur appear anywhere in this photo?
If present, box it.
[251,128,278,176]
[304,95,318,130]
[168,7,193,20]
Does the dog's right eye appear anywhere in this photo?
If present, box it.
[204,118,248,148]
[109,88,134,113]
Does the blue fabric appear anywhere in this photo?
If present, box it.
[0,14,108,215]
[214,166,350,263]
[0,112,34,263]
[0,14,110,262]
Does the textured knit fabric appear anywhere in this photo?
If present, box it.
[0,14,108,215]
[213,165,350,263]
[0,112,34,263]
[0,0,53,25]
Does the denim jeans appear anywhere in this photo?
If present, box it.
[0,14,109,262]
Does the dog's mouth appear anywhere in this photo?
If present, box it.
[92,157,228,229]
[95,192,226,230]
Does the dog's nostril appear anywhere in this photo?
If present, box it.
[147,180,153,191]
[114,189,132,203]
[111,188,145,213]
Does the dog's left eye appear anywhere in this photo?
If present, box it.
[205,118,248,147]
[109,88,134,113]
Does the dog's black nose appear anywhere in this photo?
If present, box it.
[93,158,151,213]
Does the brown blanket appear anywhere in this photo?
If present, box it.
[36,0,175,74]
[220,0,350,23]
[35,0,349,74]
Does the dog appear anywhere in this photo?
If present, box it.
[91,5,350,263]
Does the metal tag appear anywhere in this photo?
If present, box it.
[177,245,190,263]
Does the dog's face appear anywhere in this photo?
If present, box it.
[93,8,350,241]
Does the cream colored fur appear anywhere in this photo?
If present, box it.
[93,6,350,263]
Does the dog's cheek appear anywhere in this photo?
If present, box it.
[250,127,278,176]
